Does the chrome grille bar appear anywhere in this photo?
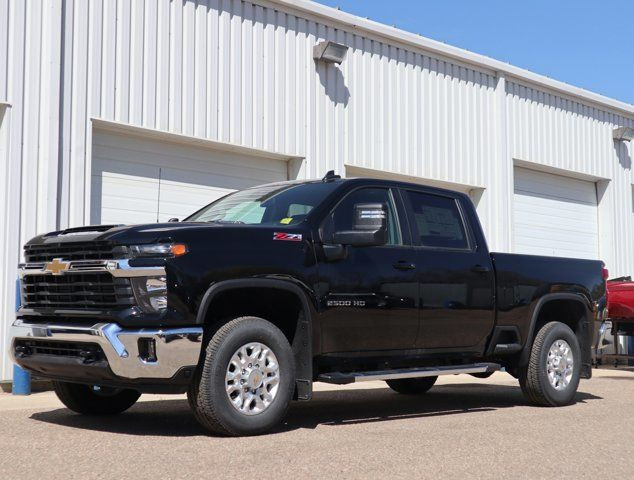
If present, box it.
[18,259,166,278]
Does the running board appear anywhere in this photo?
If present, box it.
[317,363,501,385]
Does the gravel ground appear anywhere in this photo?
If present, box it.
[1,369,633,480]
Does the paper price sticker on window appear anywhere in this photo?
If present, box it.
[359,211,386,219]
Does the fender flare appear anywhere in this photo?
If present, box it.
[196,278,315,400]
[520,292,593,371]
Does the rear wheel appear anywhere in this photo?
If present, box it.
[188,316,295,436]
[386,376,437,395]
[52,381,140,415]
[519,321,581,406]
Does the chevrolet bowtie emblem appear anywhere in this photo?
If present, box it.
[44,258,70,275]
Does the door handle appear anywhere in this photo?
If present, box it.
[471,264,490,273]
[393,261,416,271]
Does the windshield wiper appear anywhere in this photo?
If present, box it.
[207,219,246,224]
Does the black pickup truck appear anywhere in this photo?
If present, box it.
[11,172,605,436]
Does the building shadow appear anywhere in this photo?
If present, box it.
[30,382,602,437]
[614,140,632,170]
[316,63,350,106]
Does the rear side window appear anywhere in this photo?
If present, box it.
[404,191,469,249]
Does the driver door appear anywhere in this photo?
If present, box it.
[316,187,420,353]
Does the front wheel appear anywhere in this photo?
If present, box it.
[519,321,581,406]
[188,316,295,436]
[52,381,140,415]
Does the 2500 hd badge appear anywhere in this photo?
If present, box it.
[12,171,605,436]
[326,300,366,307]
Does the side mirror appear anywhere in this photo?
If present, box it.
[332,203,388,247]
[168,217,180,223]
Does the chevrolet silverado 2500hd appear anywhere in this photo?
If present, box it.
[11,172,605,436]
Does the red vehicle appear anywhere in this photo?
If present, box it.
[596,276,634,366]
[607,278,634,320]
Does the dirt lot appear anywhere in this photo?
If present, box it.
[1,368,633,480]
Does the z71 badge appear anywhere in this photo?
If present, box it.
[273,232,302,242]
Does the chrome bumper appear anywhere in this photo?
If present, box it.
[11,320,203,380]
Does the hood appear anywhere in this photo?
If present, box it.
[26,222,308,246]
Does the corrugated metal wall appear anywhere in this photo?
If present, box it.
[1,0,633,380]
[507,80,634,275]
[57,0,504,243]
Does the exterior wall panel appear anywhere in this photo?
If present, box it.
[1,0,633,380]
[54,0,498,207]
[0,104,11,382]
[1,1,29,381]
[0,0,8,102]
[507,80,634,275]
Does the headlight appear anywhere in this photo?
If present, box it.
[129,243,187,258]
[131,276,168,313]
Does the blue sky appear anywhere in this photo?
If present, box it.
[316,0,634,105]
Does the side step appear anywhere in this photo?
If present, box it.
[317,363,501,385]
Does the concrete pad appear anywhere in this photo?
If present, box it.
[1,369,633,479]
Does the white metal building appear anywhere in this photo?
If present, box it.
[1,0,633,381]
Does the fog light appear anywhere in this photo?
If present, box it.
[146,277,167,293]
[131,276,169,313]
[149,296,168,311]
[138,338,158,363]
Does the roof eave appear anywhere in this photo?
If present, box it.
[269,0,634,118]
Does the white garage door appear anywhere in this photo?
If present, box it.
[91,131,289,225]
[513,167,599,259]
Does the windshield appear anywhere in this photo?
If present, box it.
[185,182,340,225]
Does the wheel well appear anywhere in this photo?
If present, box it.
[202,287,304,345]
[532,299,587,340]
[507,298,591,376]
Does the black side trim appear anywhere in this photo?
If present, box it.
[196,278,315,400]
[485,326,522,356]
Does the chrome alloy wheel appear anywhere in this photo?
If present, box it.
[225,342,280,415]
[546,339,574,391]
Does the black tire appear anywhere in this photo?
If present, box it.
[386,376,437,395]
[187,316,295,436]
[52,381,140,415]
[519,321,581,407]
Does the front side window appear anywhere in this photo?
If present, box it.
[404,191,469,249]
[321,187,402,245]
[186,182,339,225]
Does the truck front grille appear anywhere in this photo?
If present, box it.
[24,242,123,263]
[21,273,134,310]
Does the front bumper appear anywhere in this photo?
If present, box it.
[11,319,203,382]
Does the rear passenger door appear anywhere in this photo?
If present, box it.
[402,189,495,351]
